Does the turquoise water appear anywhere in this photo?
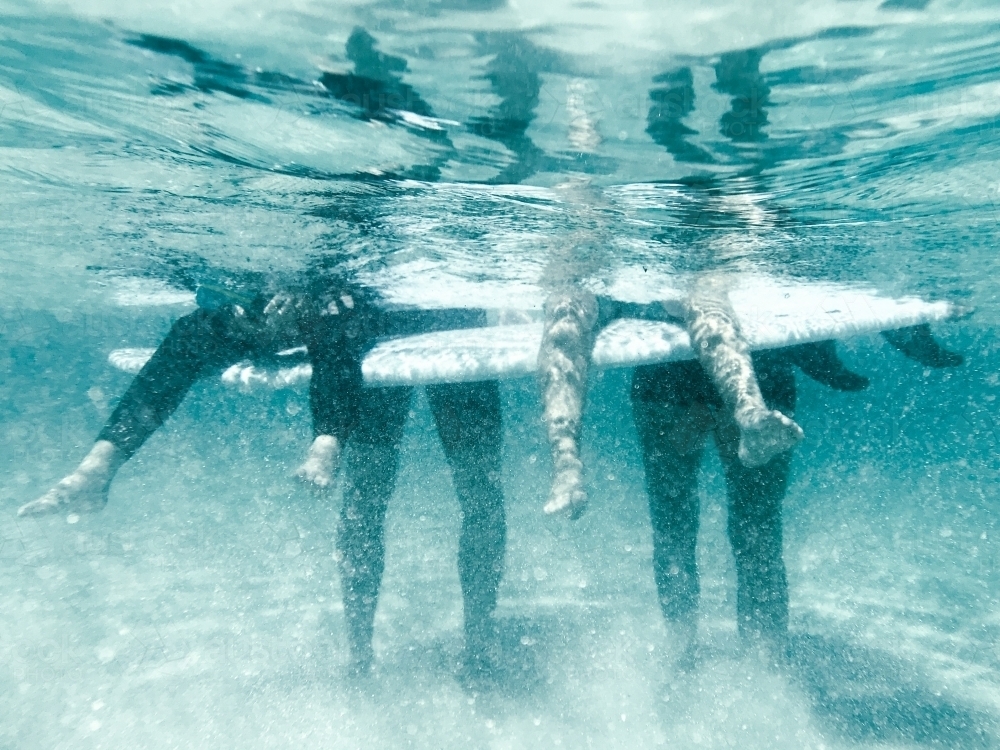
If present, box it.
[3,0,1000,747]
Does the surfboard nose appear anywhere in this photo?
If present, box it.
[948,303,975,320]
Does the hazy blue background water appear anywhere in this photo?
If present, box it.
[3,0,1000,747]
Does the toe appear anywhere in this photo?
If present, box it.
[18,498,54,517]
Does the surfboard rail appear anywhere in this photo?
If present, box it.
[107,284,964,389]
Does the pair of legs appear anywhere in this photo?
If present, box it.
[337,380,506,676]
[18,298,363,515]
[20,300,508,676]
[631,353,795,650]
[538,281,802,517]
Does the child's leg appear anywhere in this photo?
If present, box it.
[684,276,803,467]
[537,289,599,517]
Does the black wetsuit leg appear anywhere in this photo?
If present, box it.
[631,360,713,624]
[336,385,412,667]
[97,307,266,460]
[631,353,795,642]
[713,351,795,642]
[302,312,367,442]
[334,308,504,667]
[336,381,505,668]
[426,381,506,643]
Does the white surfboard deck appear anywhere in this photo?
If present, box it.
[107,280,963,389]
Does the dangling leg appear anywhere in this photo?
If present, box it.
[685,275,802,468]
[293,290,376,488]
[882,323,964,368]
[538,289,599,517]
[428,380,506,677]
[336,386,411,675]
[18,440,126,516]
[18,307,251,516]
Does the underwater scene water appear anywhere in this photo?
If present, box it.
[3,0,1000,747]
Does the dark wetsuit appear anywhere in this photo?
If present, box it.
[96,299,504,669]
[630,342,870,643]
[99,304,308,458]
[329,308,505,669]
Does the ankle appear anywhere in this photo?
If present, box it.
[309,434,340,460]
[77,440,124,479]
[552,443,583,473]
[733,403,769,430]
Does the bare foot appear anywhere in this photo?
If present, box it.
[19,440,122,517]
[461,616,502,688]
[295,435,341,489]
[737,410,804,468]
[544,453,588,519]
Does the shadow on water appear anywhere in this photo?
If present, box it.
[787,633,996,748]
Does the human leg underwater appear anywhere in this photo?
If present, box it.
[712,351,796,646]
[684,274,803,467]
[427,381,506,672]
[631,354,796,654]
[18,305,272,516]
[336,386,412,675]
[296,294,369,488]
[537,289,599,517]
[631,361,713,660]
[336,381,507,675]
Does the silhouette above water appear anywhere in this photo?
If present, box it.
[647,67,715,165]
[319,28,435,121]
[468,33,553,184]
[128,34,303,102]
[127,29,451,180]
[130,28,435,123]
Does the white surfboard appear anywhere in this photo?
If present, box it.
[107,279,964,388]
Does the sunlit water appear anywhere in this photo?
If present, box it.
[3,0,1000,747]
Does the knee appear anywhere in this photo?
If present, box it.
[455,477,505,530]
[650,514,698,549]
[460,497,506,528]
[165,308,236,355]
[439,421,503,475]
[339,493,387,535]
[167,309,214,341]
[545,290,597,319]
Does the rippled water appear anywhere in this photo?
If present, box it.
[3,0,1000,748]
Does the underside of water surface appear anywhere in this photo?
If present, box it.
[3,0,1000,748]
